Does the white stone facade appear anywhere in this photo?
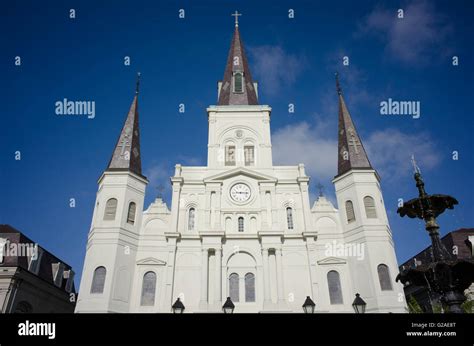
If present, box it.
[75,102,407,313]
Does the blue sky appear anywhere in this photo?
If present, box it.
[1,0,473,287]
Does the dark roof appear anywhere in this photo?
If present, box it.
[400,228,474,269]
[218,25,258,106]
[0,224,75,293]
[106,87,143,177]
[336,74,373,177]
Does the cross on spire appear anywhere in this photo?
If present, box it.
[231,11,242,27]
[136,72,141,94]
[335,72,342,95]
[156,184,165,198]
[317,183,325,197]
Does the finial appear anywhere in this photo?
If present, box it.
[335,72,342,95]
[411,154,421,174]
[156,184,164,199]
[135,72,141,94]
[231,11,242,27]
[317,183,324,197]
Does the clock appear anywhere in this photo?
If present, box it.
[230,183,251,203]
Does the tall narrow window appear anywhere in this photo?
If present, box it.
[286,207,294,230]
[345,200,355,223]
[141,271,157,306]
[327,270,343,304]
[188,208,196,231]
[225,145,236,166]
[225,217,232,232]
[377,264,393,291]
[238,217,244,232]
[127,202,136,225]
[364,196,377,219]
[91,266,106,294]
[244,145,255,166]
[229,273,240,302]
[234,72,243,93]
[245,273,255,302]
[104,198,118,220]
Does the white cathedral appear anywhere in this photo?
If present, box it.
[75,20,407,313]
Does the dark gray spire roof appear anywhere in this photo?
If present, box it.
[336,73,373,177]
[218,25,258,106]
[106,74,143,177]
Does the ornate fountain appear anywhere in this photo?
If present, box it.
[396,157,474,313]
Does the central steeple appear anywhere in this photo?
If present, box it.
[218,13,259,106]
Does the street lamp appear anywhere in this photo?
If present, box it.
[172,297,185,314]
[352,293,366,314]
[302,296,316,314]
[222,297,235,314]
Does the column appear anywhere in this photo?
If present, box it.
[169,181,182,232]
[275,248,285,307]
[262,248,271,307]
[199,248,209,309]
[214,248,222,305]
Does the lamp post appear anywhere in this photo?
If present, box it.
[396,157,474,313]
[222,297,235,314]
[172,297,185,314]
[302,296,316,314]
[352,293,366,314]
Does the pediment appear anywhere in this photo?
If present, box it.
[317,256,347,265]
[136,257,167,266]
[204,167,277,183]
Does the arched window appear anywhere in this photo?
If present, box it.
[225,145,236,166]
[127,202,136,225]
[250,217,257,232]
[364,196,377,219]
[104,198,118,220]
[234,72,243,93]
[377,264,393,291]
[345,200,355,223]
[91,266,106,294]
[244,145,255,166]
[327,270,343,304]
[188,208,196,231]
[238,217,244,232]
[286,207,294,230]
[229,273,239,302]
[225,217,232,232]
[245,273,255,302]
[140,271,157,306]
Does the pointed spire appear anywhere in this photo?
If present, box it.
[336,73,373,177]
[106,73,143,177]
[218,14,258,106]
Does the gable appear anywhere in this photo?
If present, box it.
[136,257,167,266]
[204,167,277,183]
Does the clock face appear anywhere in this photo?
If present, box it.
[230,183,251,203]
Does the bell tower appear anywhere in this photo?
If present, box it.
[207,17,273,170]
[332,73,406,312]
[76,74,148,313]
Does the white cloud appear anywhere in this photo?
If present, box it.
[272,122,441,185]
[365,128,441,181]
[357,0,453,64]
[272,121,337,182]
[248,45,306,95]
